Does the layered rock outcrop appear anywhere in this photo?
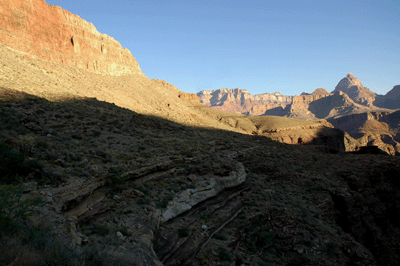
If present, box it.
[0,0,144,76]
[329,110,400,155]
[197,88,292,116]
[287,93,332,119]
[198,74,397,120]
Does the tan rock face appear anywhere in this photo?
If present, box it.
[197,88,293,116]
[333,73,376,106]
[0,0,144,76]
[178,92,200,102]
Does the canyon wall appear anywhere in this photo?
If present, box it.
[329,110,400,155]
[197,88,292,116]
[0,0,144,76]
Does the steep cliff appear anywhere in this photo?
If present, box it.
[197,88,292,116]
[0,0,144,76]
[286,93,332,119]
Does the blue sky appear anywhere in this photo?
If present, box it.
[46,0,399,96]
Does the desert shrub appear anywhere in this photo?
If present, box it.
[236,254,244,265]
[119,228,133,237]
[82,224,110,236]
[178,226,190,237]
[256,231,274,248]
[0,142,42,184]
[0,184,41,236]
[213,231,229,241]
[324,241,338,255]
[0,143,25,184]
[156,194,174,209]
[218,247,232,262]
[180,150,194,157]
[136,198,150,205]
[35,140,49,150]
[201,214,209,222]
[108,166,127,185]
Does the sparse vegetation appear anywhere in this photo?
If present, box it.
[178,226,190,237]
[0,78,399,266]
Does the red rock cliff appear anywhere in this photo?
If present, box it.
[0,0,144,76]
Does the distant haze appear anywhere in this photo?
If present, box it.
[46,0,400,96]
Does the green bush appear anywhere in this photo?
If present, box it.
[136,198,150,205]
[0,142,41,184]
[256,231,274,248]
[156,194,174,209]
[35,140,49,150]
[213,231,229,241]
[0,184,41,236]
[0,143,26,184]
[108,166,127,185]
[178,226,190,237]
[218,247,232,262]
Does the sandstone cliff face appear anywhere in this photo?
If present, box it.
[332,73,376,106]
[0,0,144,76]
[286,93,332,119]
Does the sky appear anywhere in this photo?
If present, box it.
[46,0,400,96]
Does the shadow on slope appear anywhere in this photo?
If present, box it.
[308,92,370,119]
[1,90,400,266]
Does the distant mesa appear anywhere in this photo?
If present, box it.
[197,88,293,116]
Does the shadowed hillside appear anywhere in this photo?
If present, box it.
[0,93,399,266]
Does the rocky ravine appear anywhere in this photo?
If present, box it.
[1,94,400,266]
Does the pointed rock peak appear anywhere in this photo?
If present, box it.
[312,88,329,95]
[334,73,363,92]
